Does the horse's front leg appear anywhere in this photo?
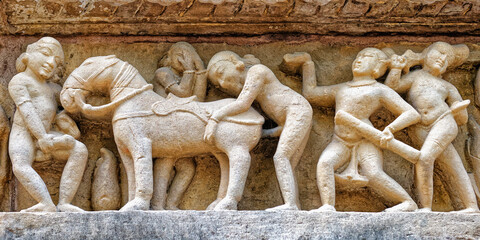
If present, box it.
[120,138,153,211]
[151,157,176,210]
[117,147,135,202]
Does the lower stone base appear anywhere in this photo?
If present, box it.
[1,211,479,239]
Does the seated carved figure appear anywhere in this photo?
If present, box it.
[206,51,313,211]
[385,42,479,213]
[282,48,420,212]
[151,42,208,210]
[8,37,88,212]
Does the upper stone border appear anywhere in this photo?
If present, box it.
[1,0,480,36]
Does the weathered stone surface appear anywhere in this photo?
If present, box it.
[1,0,480,36]
[1,211,480,239]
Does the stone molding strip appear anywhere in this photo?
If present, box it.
[1,211,480,239]
[1,0,479,36]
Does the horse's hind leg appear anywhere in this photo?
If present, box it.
[214,147,251,211]
[120,138,153,211]
[151,157,175,210]
[207,152,229,210]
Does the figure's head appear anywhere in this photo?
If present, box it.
[16,37,65,82]
[159,42,204,72]
[207,51,260,95]
[421,42,469,76]
[352,48,388,79]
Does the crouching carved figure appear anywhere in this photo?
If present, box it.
[9,37,88,212]
[60,55,264,211]
[281,48,421,212]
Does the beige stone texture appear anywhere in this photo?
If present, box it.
[1,36,480,212]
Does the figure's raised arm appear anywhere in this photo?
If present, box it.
[153,68,195,98]
[385,54,412,94]
[281,52,338,107]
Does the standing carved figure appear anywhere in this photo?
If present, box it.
[8,37,88,212]
[206,51,313,211]
[385,42,479,212]
[151,42,208,210]
[282,48,420,212]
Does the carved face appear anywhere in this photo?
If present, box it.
[352,50,377,77]
[211,60,245,96]
[424,48,448,75]
[27,44,60,80]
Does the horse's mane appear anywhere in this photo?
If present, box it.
[81,55,119,67]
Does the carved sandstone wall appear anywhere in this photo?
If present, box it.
[2,34,480,212]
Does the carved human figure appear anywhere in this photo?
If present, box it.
[282,48,420,212]
[151,42,207,210]
[8,37,88,212]
[206,51,313,211]
[385,42,479,212]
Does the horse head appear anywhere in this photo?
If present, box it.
[60,55,122,118]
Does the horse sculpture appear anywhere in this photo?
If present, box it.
[60,55,264,211]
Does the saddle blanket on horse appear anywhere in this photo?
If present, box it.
[151,94,264,125]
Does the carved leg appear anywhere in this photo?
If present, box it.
[57,141,88,212]
[207,153,229,210]
[414,116,457,211]
[151,157,176,210]
[10,126,56,212]
[118,148,135,202]
[311,138,350,212]
[436,145,479,213]
[214,147,251,211]
[165,157,196,210]
[357,142,417,212]
[120,138,153,211]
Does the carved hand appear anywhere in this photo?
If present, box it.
[379,126,394,147]
[38,133,57,153]
[204,119,218,144]
[280,52,312,75]
[178,54,195,71]
[389,55,407,69]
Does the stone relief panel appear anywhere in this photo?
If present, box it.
[1,36,480,213]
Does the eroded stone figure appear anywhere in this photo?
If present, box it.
[8,37,88,212]
[92,148,121,211]
[282,48,421,212]
[60,54,264,211]
[206,51,313,211]
[385,42,479,212]
[151,42,207,210]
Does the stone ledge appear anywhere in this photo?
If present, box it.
[0,211,479,239]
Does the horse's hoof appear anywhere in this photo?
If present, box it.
[384,201,417,213]
[213,197,237,211]
[206,198,222,210]
[120,198,150,211]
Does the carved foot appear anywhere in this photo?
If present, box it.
[311,204,336,212]
[384,201,417,212]
[21,202,57,213]
[266,203,299,211]
[213,197,237,211]
[165,205,180,211]
[416,207,432,213]
[120,198,150,211]
[57,203,85,212]
[452,207,480,214]
[206,198,222,210]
